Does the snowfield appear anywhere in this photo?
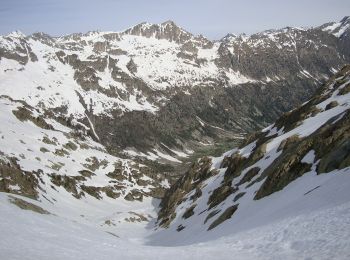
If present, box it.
[1,189,350,260]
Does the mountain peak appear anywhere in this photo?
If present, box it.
[220,33,238,42]
[340,16,350,23]
[320,16,350,38]
[160,20,177,26]
[6,30,26,38]
[123,20,193,43]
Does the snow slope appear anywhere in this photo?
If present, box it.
[0,95,168,236]
[151,166,350,246]
[1,191,350,260]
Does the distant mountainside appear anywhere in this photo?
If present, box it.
[154,65,350,245]
[0,17,349,168]
[320,16,350,38]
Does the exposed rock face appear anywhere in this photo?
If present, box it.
[208,185,236,210]
[8,196,50,214]
[157,157,216,228]
[207,204,238,230]
[0,157,40,199]
[124,21,192,44]
[182,204,196,219]
[255,105,350,199]
[219,28,345,80]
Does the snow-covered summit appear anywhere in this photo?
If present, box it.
[123,20,192,40]
[6,30,26,38]
[219,33,238,43]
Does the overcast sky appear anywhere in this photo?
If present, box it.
[0,0,349,39]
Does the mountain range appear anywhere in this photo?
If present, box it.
[1,16,350,166]
[0,16,350,259]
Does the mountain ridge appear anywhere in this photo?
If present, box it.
[6,15,350,41]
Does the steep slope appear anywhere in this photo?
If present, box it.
[0,94,170,234]
[320,16,350,59]
[154,65,350,245]
[219,26,343,80]
[1,17,349,167]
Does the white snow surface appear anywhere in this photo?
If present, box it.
[0,95,168,243]
[1,180,350,260]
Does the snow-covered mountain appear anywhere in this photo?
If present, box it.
[0,64,349,260]
[0,93,171,223]
[1,16,350,259]
[155,65,350,245]
[1,17,350,166]
[320,16,350,38]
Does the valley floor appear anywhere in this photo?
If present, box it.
[1,168,350,260]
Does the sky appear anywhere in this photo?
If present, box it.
[0,0,349,40]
